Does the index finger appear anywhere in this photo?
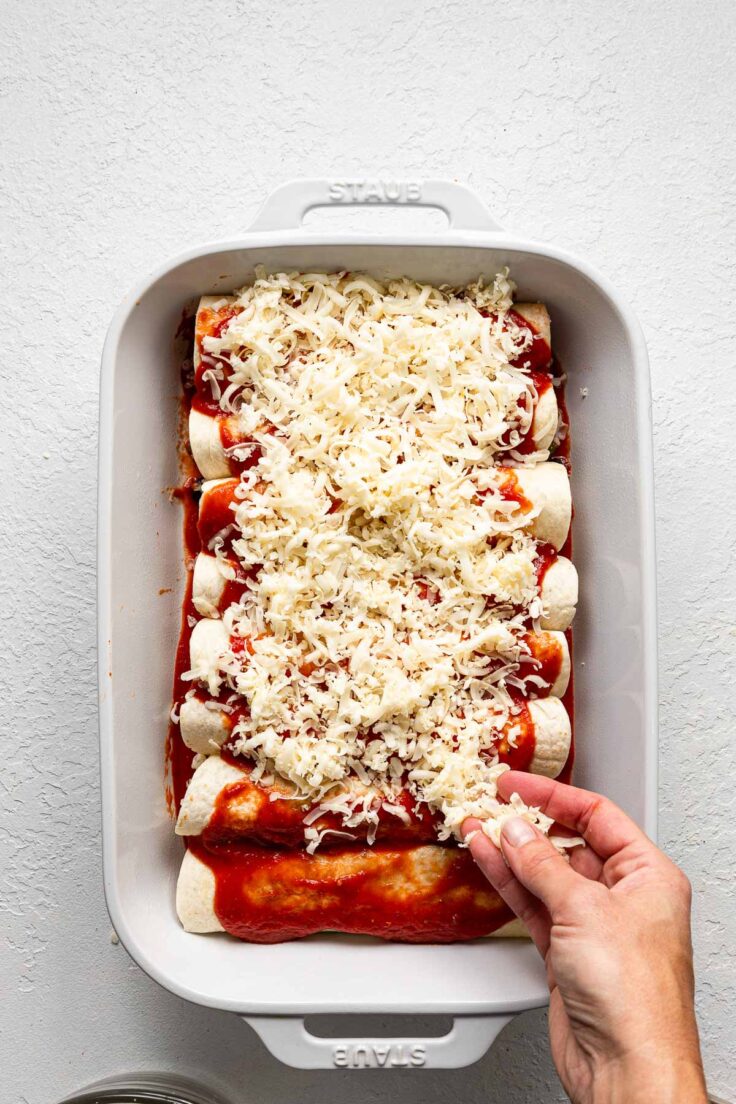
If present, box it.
[496,772,650,860]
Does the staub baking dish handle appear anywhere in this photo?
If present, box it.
[248,178,503,233]
[243,1013,513,1069]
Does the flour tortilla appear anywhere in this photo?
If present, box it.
[528,696,572,777]
[176,850,225,934]
[175,849,530,938]
[189,391,558,478]
[191,550,578,631]
[176,844,510,938]
[189,407,230,481]
[515,303,557,452]
[197,478,240,552]
[511,462,571,551]
[176,693,571,843]
[192,553,229,617]
[179,696,232,755]
[176,755,245,835]
[514,303,550,347]
[175,757,411,841]
[186,615,568,712]
[176,849,530,938]
[193,295,236,374]
[528,630,570,698]
[187,618,230,696]
[191,294,239,477]
[540,556,578,631]
[530,386,558,452]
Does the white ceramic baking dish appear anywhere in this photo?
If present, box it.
[99,179,657,1069]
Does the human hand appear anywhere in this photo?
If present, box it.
[464,773,707,1104]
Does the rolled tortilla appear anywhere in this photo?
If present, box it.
[529,386,558,453]
[194,295,236,375]
[192,553,236,617]
[176,755,246,835]
[514,303,550,347]
[190,390,558,477]
[197,478,241,551]
[178,693,231,753]
[509,462,571,551]
[176,695,571,840]
[192,549,578,632]
[179,696,231,754]
[527,696,572,777]
[187,618,230,696]
[190,406,267,481]
[180,693,571,778]
[175,847,528,939]
[481,629,569,698]
[514,303,557,452]
[199,467,572,557]
[187,613,568,706]
[177,850,225,934]
[192,294,256,479]
[520,630,570,698]
[195,298,552,369]
[176,756,437,844]
[540,556,578,631]
[190,407,230,481]
[190,398,559,478]
[176,842,511,941]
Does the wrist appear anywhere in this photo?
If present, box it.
[590,1049,707,1104]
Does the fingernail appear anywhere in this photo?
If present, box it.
[501,817,537,847]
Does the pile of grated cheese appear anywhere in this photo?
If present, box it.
[187,268,565,851]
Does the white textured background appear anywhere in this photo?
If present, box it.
[2,1,735,1101]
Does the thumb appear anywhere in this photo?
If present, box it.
[500,816,581,916]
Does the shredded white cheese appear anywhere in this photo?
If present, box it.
[186,269,569,849]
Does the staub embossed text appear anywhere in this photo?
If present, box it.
[332,1043,427,1068]
[328,180,422,203]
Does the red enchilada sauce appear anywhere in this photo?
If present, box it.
[534,541,557,588]
[218,571,252,610]
[518,632,564,693]
[168,296,575,941]
[497,469,534,513]
[190,390,221,419]
[496,693,536,772]
[197,478,239,549]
